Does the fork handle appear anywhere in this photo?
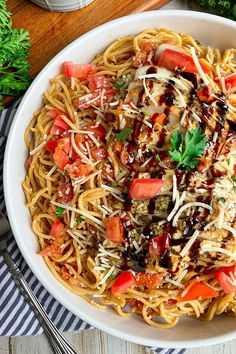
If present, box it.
[1,251,79,354]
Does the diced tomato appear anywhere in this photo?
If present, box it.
[104,216,125,243]
[197,157,208,172]
[111,271,135,295]
[149,233,171,256]
[158,49,210,74]
[140,41,155,54]
[47,108,62,119]
[65,159,92,179]
[135,272,162,289]
[38,244,62,257]
[61,266,70,280]
[64,61,97,79]
[129,178,164,200]
[49,109,70,136]
[179,281,218,302]
[57,136,71,155]
[45,139,58,153]
[225,73,236,91]
[151,112,166,124]
[87,75,109,90]
[86,123,106,139]
[132,51,147,68]
[73,92,100,110]
[103,87,116,98]
[91,145,108,160]
[214,265,236,293]
[197,87,214,103]
[58,182,74,204]
[165,299,177,308]
[53,146,71,170]
[50,219,64,238]
[24,155,32,171]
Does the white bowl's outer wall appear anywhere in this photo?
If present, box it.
[30,0,94,12]
[4,11,236,349]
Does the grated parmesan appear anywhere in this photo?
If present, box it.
[190,47,209,86]
[30,141,46,155]
[172,202,212,226]
[180,230,200,257]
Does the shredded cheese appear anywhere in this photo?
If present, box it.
[98,266,116,285]
[46,165,57,177]
[172,202,212,226]
[50,200,104,227]
[180,230,200,257]
[172,174,177,202]
[71,133,93,165]
[30,141,46,155]
[190,47,209,86]
[142,78,157,107]
[165,277,185,289]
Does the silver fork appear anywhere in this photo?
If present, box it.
[0,211,79,354]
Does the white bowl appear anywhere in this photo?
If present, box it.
[4,10,236,349]
[30,0,94,12]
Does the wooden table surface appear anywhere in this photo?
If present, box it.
[9,0,169,77]
[1,0,236,353]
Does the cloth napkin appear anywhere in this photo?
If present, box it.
[0,101,185,354]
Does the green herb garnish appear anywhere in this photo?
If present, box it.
[194,1,236,21]
[232,176,236,182]
[76,217,85,223]
[0,0,31,110]
[55,207,65,216]
[108,274,116,280]
[169,127,206,170]
[115,128,133,142]
[113,81,125,89]
[233,187,236,192]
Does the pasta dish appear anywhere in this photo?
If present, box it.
[23,28,236,328]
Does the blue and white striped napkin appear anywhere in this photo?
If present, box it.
[0,101,185,354]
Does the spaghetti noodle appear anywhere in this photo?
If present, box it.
[23,28,236,328]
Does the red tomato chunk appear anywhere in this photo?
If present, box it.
[129,178,164,200]
[179,281,218,302]
[214,265,236,293]
[64,61,97,79]
[104,216,124,243]
[158,49,210,74]
[111,271,135,295]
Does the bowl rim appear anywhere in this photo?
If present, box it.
[3,10,236,348]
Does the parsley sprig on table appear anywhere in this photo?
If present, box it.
[169,127,206,170]
[191,1,236,20]
[0,0,31,110]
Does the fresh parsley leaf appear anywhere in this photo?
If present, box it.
[76,217,85,223]
[233,187,236,192]
[169,127,206,170]
[115,128,133,142]
[113,81,125,89]
[108,274,116,280]
[195,1,236,21]
[232,176,236,182]
[0,1,31,109]
[55,207,65,216]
